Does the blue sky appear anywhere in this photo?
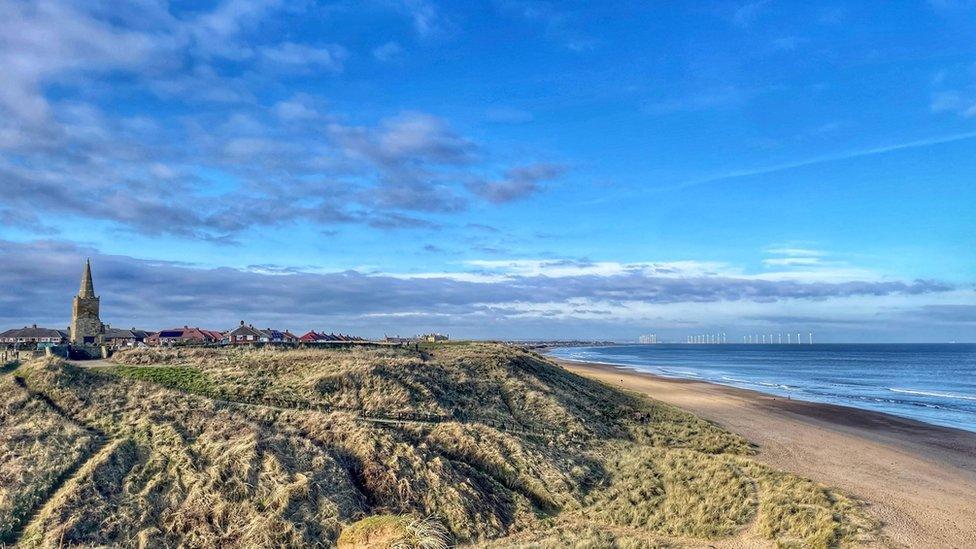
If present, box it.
[0,0,974,341]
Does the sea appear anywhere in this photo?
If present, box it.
[547,344,976,433]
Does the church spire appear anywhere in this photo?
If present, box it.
[79,258,95,298]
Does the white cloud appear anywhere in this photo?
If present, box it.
[373,41,403,62]
[463,259,734,279]
[0,0,162,124]
[732,0,771,27]
[762,257,823,267]
[398,0,452,37]
[273,97,322,121]
[466,163,565,203]
[258,42,347,72]
[765,247,827,257]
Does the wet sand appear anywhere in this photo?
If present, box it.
[558,359,976,548]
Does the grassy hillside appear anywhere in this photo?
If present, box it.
[0,344,877,548]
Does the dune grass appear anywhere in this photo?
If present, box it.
[0,374,97,543]
[0,344,878,548]
[337,514,451,549]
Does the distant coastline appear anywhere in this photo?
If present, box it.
[546,343,976,433]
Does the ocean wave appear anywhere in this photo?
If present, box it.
[721,375,749,384]
[888,388,976,402]
[719,376,796,391]
[659,368,701,378]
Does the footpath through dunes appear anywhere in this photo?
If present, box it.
[0,371,108,546]
[1,345,881,547]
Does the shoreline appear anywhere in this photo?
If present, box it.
[557,357,976,548]
[545,348,976,436]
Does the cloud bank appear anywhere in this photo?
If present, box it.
[0,0,565,243]
[0,240,961,340]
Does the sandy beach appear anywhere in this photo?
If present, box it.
[559,359,976,548]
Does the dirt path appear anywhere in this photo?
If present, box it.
[6,376,111,547]
[561,359,976,548]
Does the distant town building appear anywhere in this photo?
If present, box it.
[261,328,298,343]
[638,334,658,344]
[229,323,322,344]
[419,333,449,342]
[227,322,267,344]
[103,327,152,347]
[0,325,68,344]
[149,326,224,346]
[384,335,416,344]
[299,330,324,342]
[70,259,103,345]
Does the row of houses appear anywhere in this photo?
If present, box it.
[384,333,450,344]
[0,325,155,347]
[1,322,367,348]
[0,325,68,344]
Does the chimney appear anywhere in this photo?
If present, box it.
[32,324,37,329]
[240,320,245,326]
[184,325,188,329]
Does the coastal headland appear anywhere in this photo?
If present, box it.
[559,358,976,548]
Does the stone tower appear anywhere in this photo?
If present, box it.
[70,259,103,345]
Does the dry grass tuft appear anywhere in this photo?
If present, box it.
[338,514,452,549]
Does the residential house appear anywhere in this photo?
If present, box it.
[298,331,367,343]
[0,325,69,345]
[227,322,267,344]
[102,327,152,348]
[149,326,224,346]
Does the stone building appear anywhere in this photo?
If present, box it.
[70,259,104,345]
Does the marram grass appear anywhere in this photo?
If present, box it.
[0,344,878,548]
